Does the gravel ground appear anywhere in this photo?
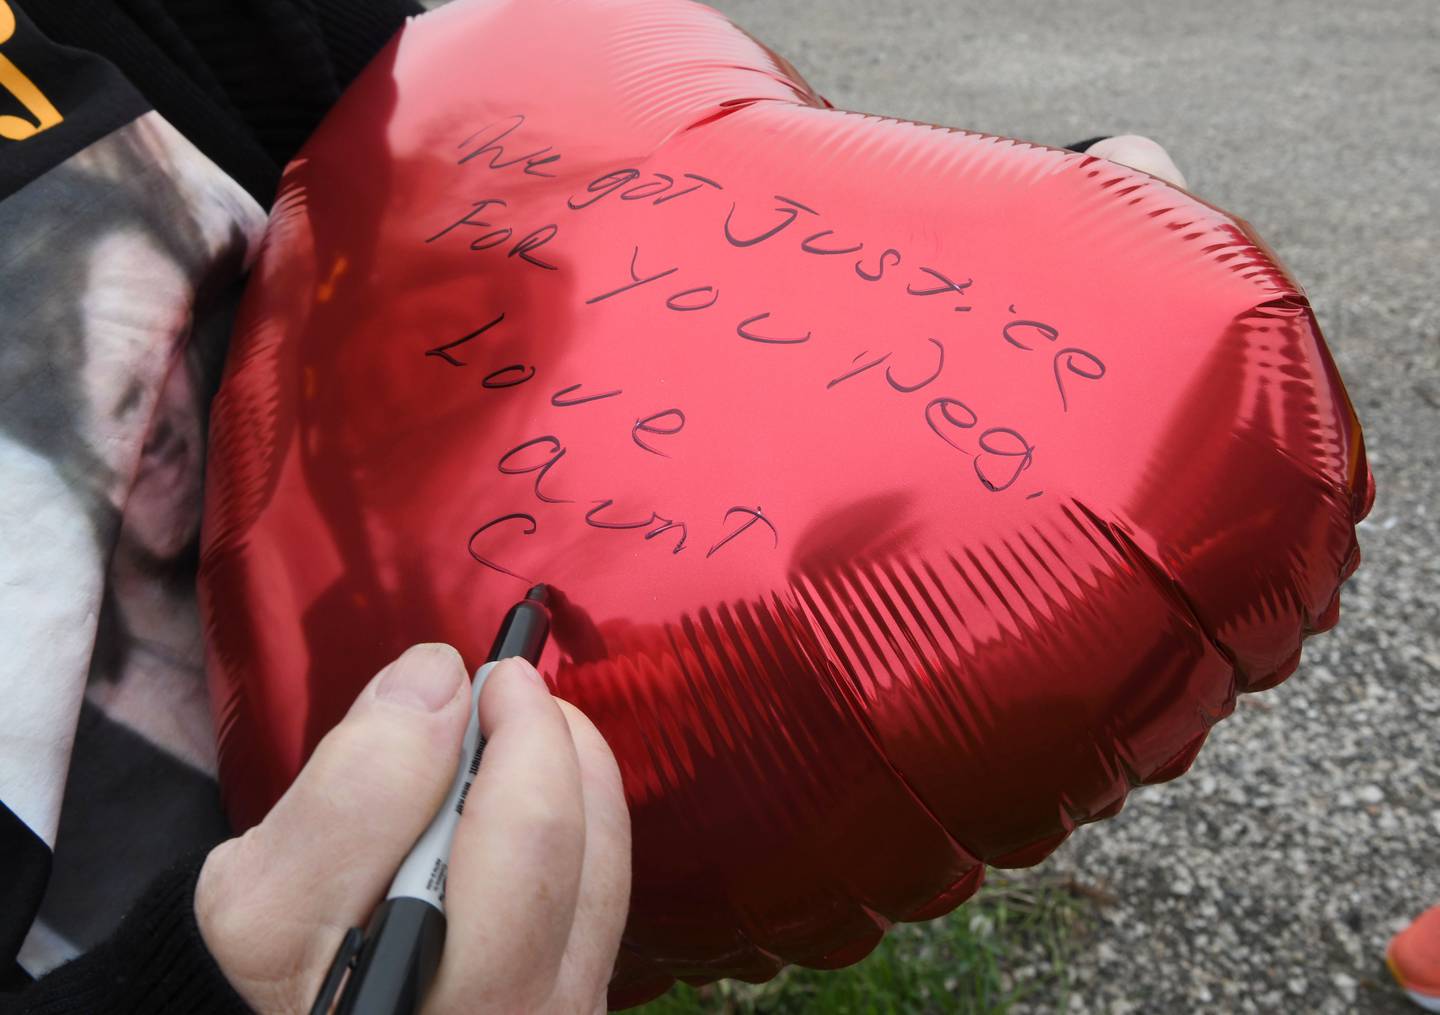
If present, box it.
[425,1,1440,1009]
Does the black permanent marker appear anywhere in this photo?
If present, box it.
[312,584,552,1015]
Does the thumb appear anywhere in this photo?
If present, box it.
[198,643,471,1012]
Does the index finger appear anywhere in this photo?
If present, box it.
[424,657,587,1013]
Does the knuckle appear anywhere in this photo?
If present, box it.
[314,716,440,798]
[1118,133,1165,154]
[514,792,586,850]
[195,833,257,925]
[558,701,623,777]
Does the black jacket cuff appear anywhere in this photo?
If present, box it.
[17,859,251,1014]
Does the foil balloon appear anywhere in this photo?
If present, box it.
[199,0,1371,1004]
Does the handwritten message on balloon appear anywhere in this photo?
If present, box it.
[417,114,1110,582]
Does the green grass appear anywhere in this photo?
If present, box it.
[632,875,1091,1014]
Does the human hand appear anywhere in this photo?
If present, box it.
[196,644,631,1014]
[1086,134,1187,188]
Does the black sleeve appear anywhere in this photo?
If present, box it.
[11,860,252,1015]
[23,0,424,206]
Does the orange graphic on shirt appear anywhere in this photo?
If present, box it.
[0,0,63,141]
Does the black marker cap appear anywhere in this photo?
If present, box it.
[333,897,446,1015]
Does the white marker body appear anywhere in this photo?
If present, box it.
[385,660,497,910]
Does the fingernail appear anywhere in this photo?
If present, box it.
[376,644,465,712]
[500,656,544,685]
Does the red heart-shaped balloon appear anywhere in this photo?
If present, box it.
[200,0,1370,1003]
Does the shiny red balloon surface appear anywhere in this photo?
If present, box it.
[199,0,1371,1004]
